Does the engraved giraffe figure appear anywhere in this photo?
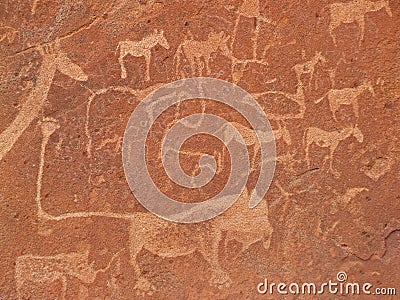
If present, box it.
[315,80,375,121]
[174,30,230,76]
[328,0,392,46]
[232,0,274,58]
[304,125,364,174]
[292,51,327,86]
[117,29,170,81]
[15,249,120,300]
[0,39,87,161]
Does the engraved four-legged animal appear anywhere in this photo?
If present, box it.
[16,249,119,300]
[117,29,170,81]
[315,80,375,121]
[328,0,392,46]
[304,125,364,174]
[174,31,230,76]
[292,51,327,86]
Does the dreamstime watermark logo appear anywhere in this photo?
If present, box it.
[122,77,276,223]
[257,272,397,296]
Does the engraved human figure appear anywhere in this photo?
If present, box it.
[0,39,88,161]
[315,79,375,121]
[328,0,392,46]
[174,30,230,76]
[303,125,364,174]
[117,29,170,80]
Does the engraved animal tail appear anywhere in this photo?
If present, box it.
[315,91,328,104]
[115,41,121,55]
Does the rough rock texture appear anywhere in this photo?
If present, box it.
[0,0,399,299]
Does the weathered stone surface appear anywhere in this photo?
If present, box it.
[0,0,399,299]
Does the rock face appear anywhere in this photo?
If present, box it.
[1,0,399,299]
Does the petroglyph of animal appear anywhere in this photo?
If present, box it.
[315,80,375,121]
[233,0,275,58]
[215,121,263,168]
[117,29,170,81]
[254,83,306,121]
[128,188,272,295]
[273,121,292,145]
[174,31,230,76]
[0,39,87,161]
[338,187,369,205]
[15,249,119,300]
[328,0,392,46]
[223,188,273,259]
[304,125,364,173]
[292,51,327,85]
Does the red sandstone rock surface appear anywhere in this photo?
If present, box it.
[0,0,399,299]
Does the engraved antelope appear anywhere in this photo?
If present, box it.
[174,31,230,76]
[304,125,364,174]
[0,39,87,161]
[117,29,170,81]
[328,0,392,46]
[315,80,375,121]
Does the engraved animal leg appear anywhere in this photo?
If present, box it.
[144,50,151,81]
[201,229,231,288]
[328,142,339,175]
[204,53,211,75]
[304,130,312,168]
[128,221,154,295]
[356,16,365,47]
[119,52,127,79]
[328,96,340,122]
[309,65,315,86]
[196,57,204,76]
[60,276,67,300]
[329,20,339,46]
[187,55,197,76]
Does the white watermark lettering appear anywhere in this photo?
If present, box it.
[257,272,397,296]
